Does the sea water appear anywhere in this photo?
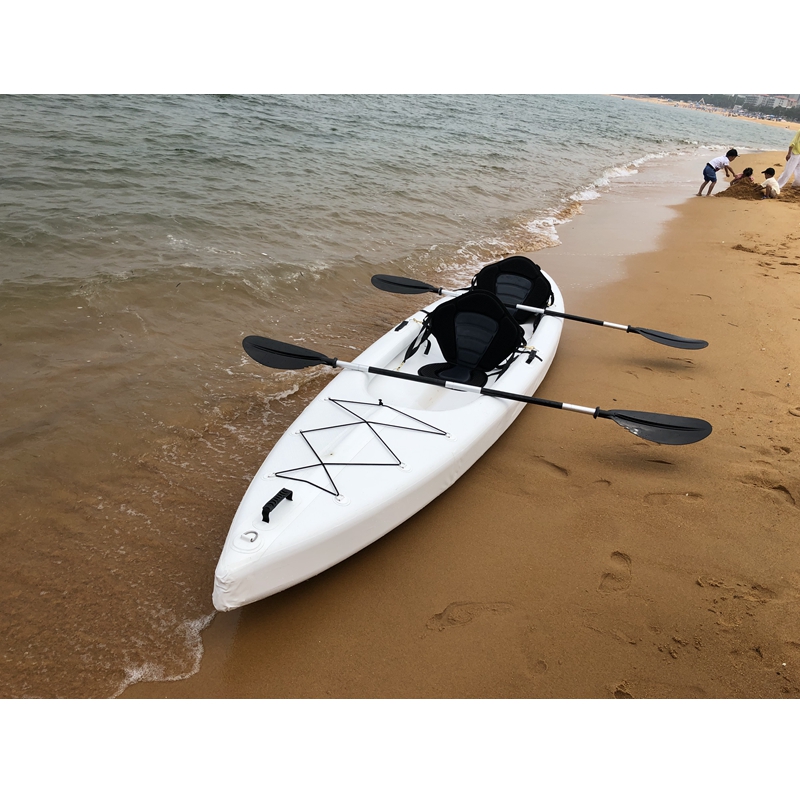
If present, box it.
[0,95,790,697]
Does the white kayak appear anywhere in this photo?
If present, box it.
[212,272,564,611]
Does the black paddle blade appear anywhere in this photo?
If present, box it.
[371,274,439,295]
[243,336,337,370]
[597,409,712,445]
[629,326,708,349]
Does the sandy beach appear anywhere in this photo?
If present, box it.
[615,94,800,132]
[119,150,800,700]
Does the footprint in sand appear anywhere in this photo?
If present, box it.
[531,658,548,675]
[522,653,549,680]
[533,456,570,478]
[598,551,632,594]
[425,601,514,632]
[738,474,796,506]
[644,491,703,506]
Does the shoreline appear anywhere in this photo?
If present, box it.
[613,94,800,132]
[123,150,800,699]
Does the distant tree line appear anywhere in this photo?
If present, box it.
[647,94,800,122]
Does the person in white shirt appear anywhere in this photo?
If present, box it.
[697,149,738,196]
[760,168,781,199]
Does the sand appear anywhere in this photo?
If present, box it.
[122,151,800,700]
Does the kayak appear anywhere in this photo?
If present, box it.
[212,272,565,611]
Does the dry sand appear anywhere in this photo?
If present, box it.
[123,152,800,700]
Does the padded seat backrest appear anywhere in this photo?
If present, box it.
[472,256,554,324]
[427,289,525,372]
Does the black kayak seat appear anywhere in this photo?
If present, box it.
[472,255,554,325]
[416,289,525,387]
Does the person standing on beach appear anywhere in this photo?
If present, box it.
[776,130,800,189]
[697,149,738,196]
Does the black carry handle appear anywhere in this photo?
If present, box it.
[262,488,294,523]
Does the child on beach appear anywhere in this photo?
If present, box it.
[697,149,738,196]
[760,168,781,198]
[730,167,754,185]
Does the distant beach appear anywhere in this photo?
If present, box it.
[615,94,800,131]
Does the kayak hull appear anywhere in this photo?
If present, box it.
[213,272,564,611]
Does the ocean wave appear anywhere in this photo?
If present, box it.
[570,188,602,202]
[525,204,582,241]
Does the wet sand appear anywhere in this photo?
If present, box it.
[123,151,800,699]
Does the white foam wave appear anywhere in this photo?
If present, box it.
[268,380,306,402]
[631,151,670,167]
[604,165,640,179]
[570,147,688,202]
[526,215,570,241]
[111,612,215,698]
[167,234,192,249]
[570,188,602,202]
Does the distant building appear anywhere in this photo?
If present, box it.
[738,94,797,109]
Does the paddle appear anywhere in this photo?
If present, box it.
[243,336,712,445]
[370,274,708,350]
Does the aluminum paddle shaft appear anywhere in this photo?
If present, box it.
[370,274,708,350]
[242,336,712,445]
